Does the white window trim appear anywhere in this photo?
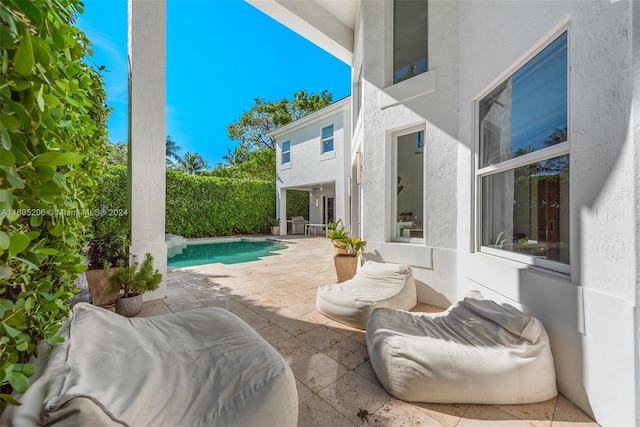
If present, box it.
[321,125,334,154]
[390,124,426,244]
[473,24,570,276]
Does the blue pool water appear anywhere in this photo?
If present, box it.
[167,239,288,268]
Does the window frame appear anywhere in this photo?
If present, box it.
[281,141,291,164]
[390,124,426,244]
[474,28,570,275]
[392,0,428,85]
[321,125,334,154]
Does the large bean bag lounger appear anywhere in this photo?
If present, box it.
[316,260,417,329]
[2,303,298,427]
[366,291,557,404]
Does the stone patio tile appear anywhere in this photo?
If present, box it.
[494,397,557,427]
[272,336,318,366]
[138,299,172,317]
[324,319,362,337]
[317,370,391,425]
[458,405,540,427]
[297,326,346,351]
[296,379,314,404]
[271,315,320,336]
[256,324,295,346]
[288,302,318,316]
[323,336,370,369]
[371,397,445,426]
[413,402,470,427]
[354,361,382,387]
[297,395,355,427]
[297,310,332,325]
[551,395,598,426]
[291,352,349,393]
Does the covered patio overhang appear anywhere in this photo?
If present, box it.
[277,180,337,235]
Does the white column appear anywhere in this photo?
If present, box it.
[279,188,287,235]
[128,0,167,300]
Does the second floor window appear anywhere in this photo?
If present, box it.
[321,125,334,153]
[393,0,428,84]
[282,141,291,164]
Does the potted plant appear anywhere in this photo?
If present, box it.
[85,224,129,306]
[327,220,367,282]
[107,253,162,317]
[269,218,281,236]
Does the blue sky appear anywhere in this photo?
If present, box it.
[76,0,351,167]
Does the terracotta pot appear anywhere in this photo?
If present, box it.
[334,254,358,283]
[332,241,349,256]
[115,294,143,317]
[86,268,122,307]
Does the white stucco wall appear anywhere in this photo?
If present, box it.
[357,0,638,424]
[274,99,352,231]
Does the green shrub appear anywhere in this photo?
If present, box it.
[166,171,275,237]
[95,167,276,238]
[287,190,309,219]
[0,0,110,410]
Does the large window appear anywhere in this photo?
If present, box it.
[478,32,569,272]
[393,0,428,84]
[393,128,424,241]
[281,141,290,164]
[321,125,334,153]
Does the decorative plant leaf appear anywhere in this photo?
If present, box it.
[13,30,34,76]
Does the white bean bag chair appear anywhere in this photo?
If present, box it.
[366,291,557,404]
[2,303,297,427]
[316,260,417,329]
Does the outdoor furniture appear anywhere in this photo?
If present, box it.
[306,223,327,236]
[3,303,298,427]
[366,291,557,404]
[316,260,417,329]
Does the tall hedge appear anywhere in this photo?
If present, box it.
[95,167,276,238]
[0,0,110,409]
[286,190,310,219]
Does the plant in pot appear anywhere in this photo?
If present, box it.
[107,253,162,317]
[85,224,129,307]
[269,218,281,236]
[328,220,367,282]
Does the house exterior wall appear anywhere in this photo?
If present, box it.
[274,100,352,231]
[356,0,638,425]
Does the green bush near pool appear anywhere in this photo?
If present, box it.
[95,166,277,237]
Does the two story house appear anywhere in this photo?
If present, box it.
[272,97,351,234]
[249,1,639,425]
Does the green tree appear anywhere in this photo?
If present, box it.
[227,89,333,151]
[106,142,127,166]
[166,135,182,169]
[209,149,275,181]
[179,152,209,175]
[221,146,249,167]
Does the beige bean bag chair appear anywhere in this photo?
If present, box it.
[3,303,297,427]
[316,260,417,329]
[366,291,557,404]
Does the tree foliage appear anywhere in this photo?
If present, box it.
[179,151,209,175]
[0,0,110,409]
[227,89,333,151]
[165,135,182,169]
[209,148,275,181]
[105,142,127,166]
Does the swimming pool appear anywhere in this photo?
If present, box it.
[167,239,288,268]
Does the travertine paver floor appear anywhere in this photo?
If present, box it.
[140,235,599,427]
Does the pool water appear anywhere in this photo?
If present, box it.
[167,239,288,268]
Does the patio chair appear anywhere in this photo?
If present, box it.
[366,291,557,404]
[316,260,417,329]
[3,303,298,427]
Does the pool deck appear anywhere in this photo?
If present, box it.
[140,235,598,426]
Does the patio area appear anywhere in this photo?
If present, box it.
[140,236,598,426]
